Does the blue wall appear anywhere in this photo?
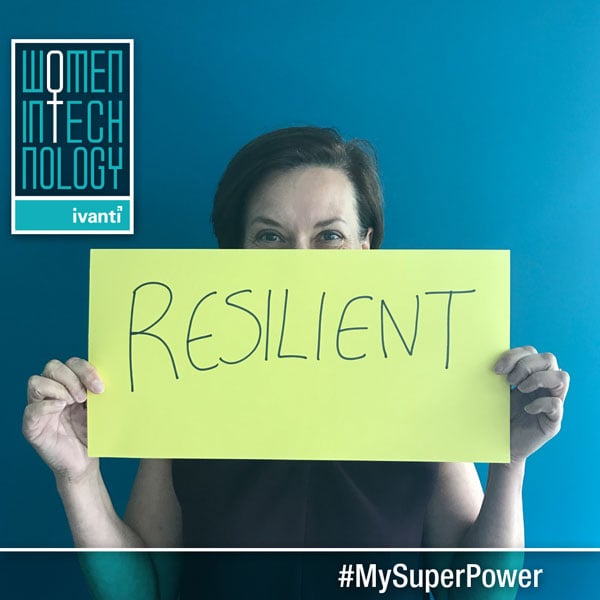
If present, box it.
[2,0,598,567]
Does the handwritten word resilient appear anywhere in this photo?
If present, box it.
[128,282,476,392]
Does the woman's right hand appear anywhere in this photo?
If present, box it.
[23,357,104,482]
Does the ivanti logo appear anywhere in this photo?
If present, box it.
[72,204,123,224]
[11,39,134,234]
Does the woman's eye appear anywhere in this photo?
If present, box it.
[320,230,343,242]
[257,230,284,243]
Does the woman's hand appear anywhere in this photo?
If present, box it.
[23,357,104,482]
[495,346,569,462]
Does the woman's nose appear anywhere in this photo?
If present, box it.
[290,237,312,250]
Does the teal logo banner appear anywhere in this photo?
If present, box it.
[11,39,134,234]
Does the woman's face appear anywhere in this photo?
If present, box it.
[242,166,372,250]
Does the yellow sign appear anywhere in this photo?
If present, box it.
[88,249,510,462]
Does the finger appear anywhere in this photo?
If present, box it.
[23,399,68,434]
[27,375,74,405]
[506,352,558,386]
[24,399,68,421]
[42,359,88,403]
[524,396,563,422]
[517,369,570,399]
[65,357,104,394]
[494,346,538,374]
[22,400,68,445]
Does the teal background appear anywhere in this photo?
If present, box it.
[1,2,599,597]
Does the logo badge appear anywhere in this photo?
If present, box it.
[11,39,134,234]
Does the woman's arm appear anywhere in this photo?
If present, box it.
[423,462,525,600]
[423,346,569,598]
[74,459,183,600]
[23,358,183,600]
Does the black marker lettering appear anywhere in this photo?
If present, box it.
[316,291,326,361]
[424,289,476,369]
[336,295,373,360]
[380,295,420,358]
[220,289,262,365]
[186,290,219,371]
[277,288,307,359]
[265,289,272,361]
[128,281,178,393]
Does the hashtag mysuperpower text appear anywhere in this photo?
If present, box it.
[338,562,543,594]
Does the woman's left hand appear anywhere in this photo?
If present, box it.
[495,346,569,462]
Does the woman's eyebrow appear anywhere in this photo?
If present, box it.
[249,216,347,228]
[249,216,283,227]
[315,218,347,227]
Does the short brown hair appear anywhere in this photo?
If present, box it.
[211,126,384,248]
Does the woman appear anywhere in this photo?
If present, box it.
[23,127,569,598]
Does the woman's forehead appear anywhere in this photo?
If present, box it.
[246,166,358,225]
